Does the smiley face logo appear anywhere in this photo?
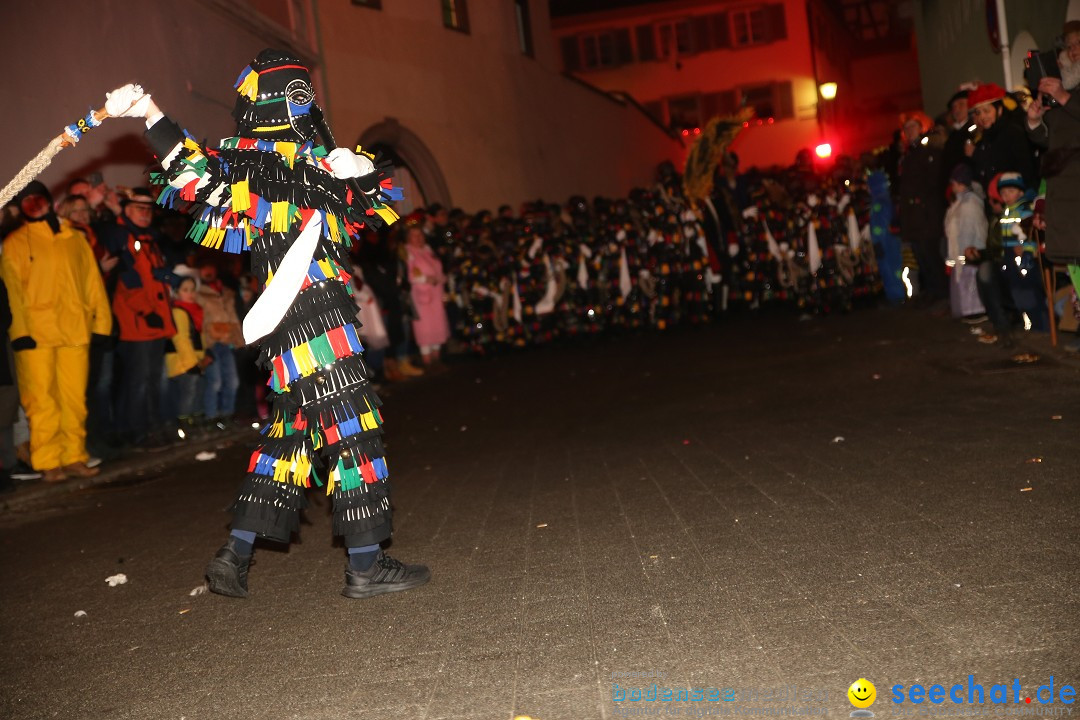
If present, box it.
[848,678,876,709]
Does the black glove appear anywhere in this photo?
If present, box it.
[11,336,35,351]
[91,333,113,349]
[144,312,165,329]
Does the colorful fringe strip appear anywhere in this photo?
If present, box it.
[246,443,315,488]
[317,397,382,448]
[269,324,364,390]
[327,452,389,494]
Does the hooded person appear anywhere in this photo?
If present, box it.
[102,48,429,599]
[1,181,112,482]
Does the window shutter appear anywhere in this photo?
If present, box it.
[691,16,713,52]
[766,4,787,41]
[614,28,634,64]
[777,81,794,119]
[635,24,657,61]
[458,0,470,33]
[711,13,731,48]
[560,36,581,71]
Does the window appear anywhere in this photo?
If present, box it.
[732,8,767,46]
[656,19,694,59]
[702,90,738,119]
[738,82,794,120]
[635,24,657,60]
[663,82,792,130]
[731,4,785,47]
[515,0,534,57]
[741,84,775,118]
[668,95,702,131]
[690,13,731,52]
[442,0,469,33]
[351,0,381,8]
[571,29,632,70]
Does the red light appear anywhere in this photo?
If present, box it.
[767,117,774,124]
[681,129,689,137]
[743,122,749,128]
[815,143,832,158]
[756,119,763,126]
[693,127,700,135]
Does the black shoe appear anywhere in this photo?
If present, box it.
[206,537,253,598]
[9,461,42,482]
[342,551,431,599]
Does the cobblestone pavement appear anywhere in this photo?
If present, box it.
[1,307,1077,720]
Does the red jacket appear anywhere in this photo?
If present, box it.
[102,217,176,341]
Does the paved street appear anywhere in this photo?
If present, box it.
[1,307,1078,720]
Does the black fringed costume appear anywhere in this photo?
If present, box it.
[146,50,402,547]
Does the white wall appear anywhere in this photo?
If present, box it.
[0,0,307,199]
[317,0,684,210]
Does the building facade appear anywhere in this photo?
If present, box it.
[551,0,923,169]
[1,0,684,214]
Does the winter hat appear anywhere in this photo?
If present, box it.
[121,186,155,207]
[899,111,932,134]
[967,83,1006,110]
[949,164,974,187]
[171,263,200,288]
[232,49,316,142]
[947,89,969,108]
[997,172,1026,192]
[14,180,53,206]
[14,180,60,231]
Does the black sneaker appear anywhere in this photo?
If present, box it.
[10,461,42,482]
[342,551,431,599]
[205,537,253,598]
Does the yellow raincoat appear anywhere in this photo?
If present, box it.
[1,218,111,470]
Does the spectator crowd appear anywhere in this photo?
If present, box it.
[1,19,1077,491]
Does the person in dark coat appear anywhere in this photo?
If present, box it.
[1028,20,1080,269]
[967,83,1038,204]
[897,112,948,301]
[941,88,974,187]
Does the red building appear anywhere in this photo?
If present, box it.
[551,0,923,170]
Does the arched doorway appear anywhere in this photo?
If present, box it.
[358,119,451,215]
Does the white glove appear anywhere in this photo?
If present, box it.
[326,148,375,179]
[727,243,740,258]
[741,206,759,220]
[105,84,150,118]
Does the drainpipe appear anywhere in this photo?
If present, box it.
[995,0,1013,89]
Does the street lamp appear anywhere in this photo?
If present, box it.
[818,82,837,100]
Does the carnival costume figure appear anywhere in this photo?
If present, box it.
[104,49,429,599]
